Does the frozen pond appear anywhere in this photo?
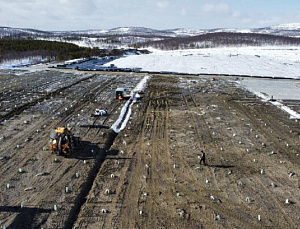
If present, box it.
[238,78,300,100]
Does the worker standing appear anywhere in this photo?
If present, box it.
[200,150,206,166]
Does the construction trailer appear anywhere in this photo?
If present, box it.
[115,88,130,100]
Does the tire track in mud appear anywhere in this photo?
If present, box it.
[143,97,174,228]
[181,94,224,193]
[227,98,300,165]
[170,88,273,228]
[253,176,298,228]
[113,97,158,229]
[225,99,300,228]
[102,80,179,228]
[176,80,258,227]
[195,83,299,228]
[134,78,204,228]
[105,115,148,228]
[188,92,254,204]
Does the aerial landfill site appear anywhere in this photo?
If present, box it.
[0,68,299,229]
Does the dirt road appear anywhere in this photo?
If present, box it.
[0,70,299,228]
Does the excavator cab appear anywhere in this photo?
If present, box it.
[49,127,80,156]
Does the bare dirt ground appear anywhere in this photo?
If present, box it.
[0,69,299,229]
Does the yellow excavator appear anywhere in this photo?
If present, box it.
[49,127,80,156]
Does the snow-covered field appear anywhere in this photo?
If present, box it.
[106,46,300,119]
[107,46,300,79]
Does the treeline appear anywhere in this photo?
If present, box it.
[133,32,300,50]
[0,39,104,62]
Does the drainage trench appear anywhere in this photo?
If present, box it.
[63,98,131,228]
[63,129,118,229]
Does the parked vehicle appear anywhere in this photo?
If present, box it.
[91,109,107,117]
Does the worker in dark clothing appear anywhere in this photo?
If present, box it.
[200,150,206,166]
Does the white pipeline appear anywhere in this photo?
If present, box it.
[111,76,151,133]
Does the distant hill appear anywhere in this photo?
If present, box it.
[252,23,300,38]
[2,23,300,37]
[1,23,300,50]
[135,32,300,50]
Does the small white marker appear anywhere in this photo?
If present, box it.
[270,182,276,187]
[101,209,107,213]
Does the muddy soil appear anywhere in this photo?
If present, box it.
[0,70,299,229]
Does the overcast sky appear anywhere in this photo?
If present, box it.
[1,0,300,31]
